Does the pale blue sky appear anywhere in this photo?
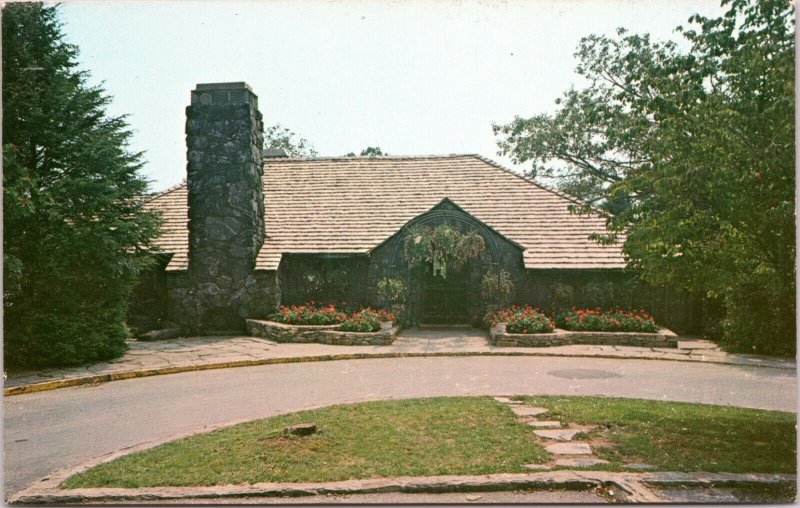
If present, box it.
[57,0,724,192]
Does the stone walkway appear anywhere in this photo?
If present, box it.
[5,327,794,394]
[495,396,614,470]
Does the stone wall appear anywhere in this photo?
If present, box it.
[239,270,280,319]
[489,325,678,348]
[165,269,279,330]
[185,82,264,332]
[246,319,398,345]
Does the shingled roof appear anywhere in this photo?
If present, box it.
[146,154,626,271]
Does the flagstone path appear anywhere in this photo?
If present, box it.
[493,396,615,469]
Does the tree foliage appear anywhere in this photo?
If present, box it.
[346,146,386,157]
[494,0,795,354]
[264,123,317,157]
[3,3,161,367]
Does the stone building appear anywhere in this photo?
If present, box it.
[130,82,696,335]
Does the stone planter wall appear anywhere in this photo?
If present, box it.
[246,319,398,346]
[490,325,678,348]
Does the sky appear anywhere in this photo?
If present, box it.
[57,0,726,192]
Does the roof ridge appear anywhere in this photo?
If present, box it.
[469,154,611,218]
[263,154,475,162]
[146,179,187,201]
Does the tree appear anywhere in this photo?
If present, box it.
[494,0,795,355]
[3,3,161,367]
[345,146,386,157]
[264,124,317,157]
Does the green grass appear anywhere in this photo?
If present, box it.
[517,395,796,474]
[62,397,548,488]
[62,396,796,489]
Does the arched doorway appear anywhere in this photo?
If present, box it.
[380,199,516,327]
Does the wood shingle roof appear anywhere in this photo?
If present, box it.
[145,154,626,271]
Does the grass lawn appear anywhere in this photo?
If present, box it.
[62,396,796,488]
[517,396,796,474]
[63,397,548,487]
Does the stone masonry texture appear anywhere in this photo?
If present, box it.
[185,82,265,332]
[246,319,398,346]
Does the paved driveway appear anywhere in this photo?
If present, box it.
[6,327,792,391]
[5,355,795,496]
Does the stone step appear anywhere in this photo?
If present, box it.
[526,420,563,428]
[510,406,549,417]
[493,396,523,405]
[545,442,592,455]
[554,457,610,467]
[533,429,582,441]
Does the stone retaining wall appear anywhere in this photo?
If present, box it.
[246,319,398,346]
[490,326,678,348]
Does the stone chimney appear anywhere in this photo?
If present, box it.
[185,82,264,332]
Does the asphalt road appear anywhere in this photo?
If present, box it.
[4,356,796,496]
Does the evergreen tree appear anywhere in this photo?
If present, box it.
[3,3,161,367]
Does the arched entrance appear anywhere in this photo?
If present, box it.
[379,199,520,326]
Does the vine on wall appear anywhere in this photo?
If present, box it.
[403,224,485,278]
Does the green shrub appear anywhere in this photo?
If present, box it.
[377,278,407,306]
[377,278,408,326]
[487,305,554,334]
[715,282,796,357]
[5,306,131,368]
[268,303,347,325]
[557,308,659,332]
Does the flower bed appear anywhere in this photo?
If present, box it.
[487,305,554,334]
[486,305,676,348]
[268,303,347,326]
[340,308,394,333]
[557,308,659,333]
[246,319,398,345]
[247,306,398,345]
[489,325,678,348]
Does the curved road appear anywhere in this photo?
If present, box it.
[5,356,796,495]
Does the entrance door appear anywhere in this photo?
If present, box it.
[420,264,470,324]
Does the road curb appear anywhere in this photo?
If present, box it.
[10,468,796,504]
[5,350,795,397]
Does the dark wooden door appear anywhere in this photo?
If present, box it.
[420,265,470,324]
